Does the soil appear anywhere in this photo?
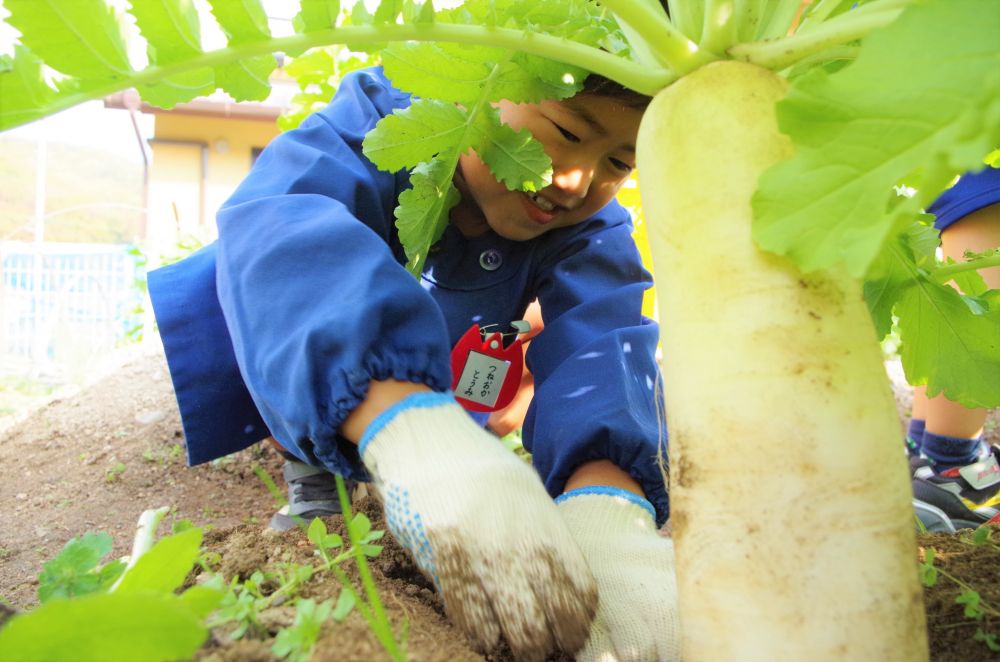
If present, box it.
[0,346,997,660]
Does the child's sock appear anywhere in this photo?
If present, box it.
[905,418,925,455]
[920,431,984,470]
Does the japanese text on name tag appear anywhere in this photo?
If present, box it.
[455,350,511,408]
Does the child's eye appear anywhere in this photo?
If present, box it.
[609,158,633,173]
[554,123,580,143]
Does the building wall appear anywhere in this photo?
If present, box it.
[146,114,279,264]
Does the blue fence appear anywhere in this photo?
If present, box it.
[1,241,144,366]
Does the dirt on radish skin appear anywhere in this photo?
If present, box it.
[0,348,997,660]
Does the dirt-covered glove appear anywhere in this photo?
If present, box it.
[556,487,681,662]
[359,392,598,660]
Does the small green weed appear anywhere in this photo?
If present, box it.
[272,598,335,662]
[210,562,316,641]
[35,532,126,602]
[210,572,271,640]
[105,462,126,483]
[500,429,532,462]
[252,462,287,506]
[142,443,183,465]
[920,526,1000,653]
[250,464,407,660]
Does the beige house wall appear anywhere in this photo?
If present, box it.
[146,114,280,264]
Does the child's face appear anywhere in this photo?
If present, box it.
[453,94,644,241]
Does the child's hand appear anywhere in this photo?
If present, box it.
[359,392,597,660]
[556,488,681,661]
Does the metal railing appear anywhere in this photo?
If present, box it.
[0,241,144,369]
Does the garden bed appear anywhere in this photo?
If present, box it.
[0,348,996,660]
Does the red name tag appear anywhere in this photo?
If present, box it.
[450,324,524,412]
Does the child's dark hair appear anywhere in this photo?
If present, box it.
[575,0,668,109]
[580,74,652,109]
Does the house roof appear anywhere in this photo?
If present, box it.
[104,77,297,122]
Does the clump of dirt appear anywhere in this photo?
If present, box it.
[195,497,483,662]
[1,347,998,660]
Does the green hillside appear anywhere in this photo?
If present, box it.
[0,137,144,244]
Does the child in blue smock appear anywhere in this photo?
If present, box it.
[150,67,679,660]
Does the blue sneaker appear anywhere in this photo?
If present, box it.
[912,444,1000,532]
[269,460,356,532]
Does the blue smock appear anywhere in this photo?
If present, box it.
[149,67,668,524]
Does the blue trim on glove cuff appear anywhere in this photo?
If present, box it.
[555,485,657,521]
[358,391,456,456]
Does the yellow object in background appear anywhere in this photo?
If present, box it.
[617,173,657,321]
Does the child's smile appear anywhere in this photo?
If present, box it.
[451,94,644,241]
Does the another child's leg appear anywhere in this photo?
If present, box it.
[912,202,1000,530]
[918,203,998,467]
[906,386,928,458]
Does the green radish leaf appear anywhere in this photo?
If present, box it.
[0,46,59,130]
[3,0,132,79]
[668,0,705,42]
[944,256,990,297]
[863,220,938,338]
[350,0,374,26]
[215,54,276,102]
[896,282,1000,408]
[129,0,204,62]
[945,253,1000,297]
[733,0,766,42]
[207,0,271,44]
[414,0,436,23]
[36,532,121,603]
[322,533,344,549]
[509,52,586,101]
[207,0,274,101]
[490,57,583,104]
[363,99,472,172]
[395,156,461,274]
[473,108,551,192]
[864,237,917,340]
[278,48,377,130]
[295,0,342,32]
[373,0,404,25]
[361,544,384,557]
[797,0,856,28]
[753,0,1000,278]
[137,68,216,107]
[0,593,208,661]
[114,528,203,594]
[757,0,804,40]
[381,42,499,106]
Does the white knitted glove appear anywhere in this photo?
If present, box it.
[556,487,681,662]
[359,392,598,660]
